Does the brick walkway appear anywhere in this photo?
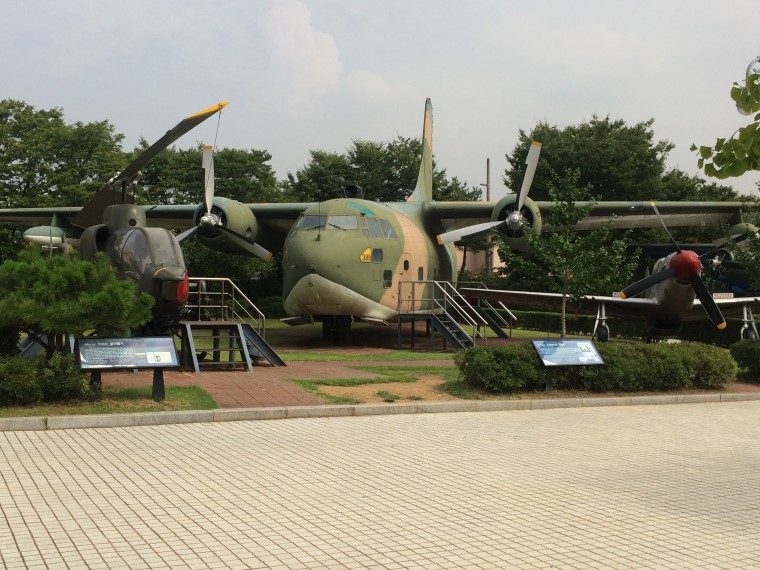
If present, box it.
[101,359,455,408]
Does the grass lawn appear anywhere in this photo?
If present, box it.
[0,385,219,418]
[291,365,477,405]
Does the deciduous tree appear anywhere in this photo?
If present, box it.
[497,169,636,338]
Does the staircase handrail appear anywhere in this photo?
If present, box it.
[457,281,518,326]
[186,277,266,336]
[397,280,487,342]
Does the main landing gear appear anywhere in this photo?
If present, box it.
[593,304,609,342]
[740,305,759,341]
[322,315,352,345]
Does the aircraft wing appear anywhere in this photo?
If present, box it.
[690,296,760,320]
[141,202,315,234]
[424,200,759,235]
[459,288,658,321]
[462,287,760,324]
[0,207,82,227]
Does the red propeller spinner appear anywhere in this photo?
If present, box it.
[669,250,702,282]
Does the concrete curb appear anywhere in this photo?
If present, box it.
[2,392,760,432]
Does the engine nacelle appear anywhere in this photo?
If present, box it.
[195,197,260,254]
[722,222,759,247]
[491,194,542,253]
[79,224,111,259]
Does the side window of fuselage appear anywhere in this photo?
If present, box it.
[359,216,396,239]
[383,269,393,288]
[418,267,424,281]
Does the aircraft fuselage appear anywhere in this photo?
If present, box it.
[281,198,457,323]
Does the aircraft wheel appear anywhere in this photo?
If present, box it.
[322,318,335,340]
[597,324,609,343]
[742,328,757,341]
[335,316,351,345]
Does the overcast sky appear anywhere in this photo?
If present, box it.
[3,0,759,200]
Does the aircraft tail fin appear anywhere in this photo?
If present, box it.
[407,98,433,203]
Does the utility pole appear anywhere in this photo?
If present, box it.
[480,158,493,274]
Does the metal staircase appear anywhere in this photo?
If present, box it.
[397,280,489,350]
[178,278,285,372]
[457,281,516,339]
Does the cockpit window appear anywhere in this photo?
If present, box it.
[326,215,358,230]
[300,214,326,230]
[379,219,397,239]
[290,214,358,237]
[359,216,384,238]
[119,228,183,278]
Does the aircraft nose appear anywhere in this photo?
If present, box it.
[669,250,702,281]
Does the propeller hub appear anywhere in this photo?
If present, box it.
[200,212,221,229]
[669,250,702,281]
[505,210,523,231]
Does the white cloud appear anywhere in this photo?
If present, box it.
[263,0,343,100]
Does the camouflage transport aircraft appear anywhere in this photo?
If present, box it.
[1,99,759,341]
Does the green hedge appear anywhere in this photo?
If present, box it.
[729,341,760,381]
[0,354,88,406]
[454,341,737,394]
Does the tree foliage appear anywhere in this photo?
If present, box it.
[693,70,760,179]
[134,144,282,205]
[284,136,481,202]
[507,116,738,202]
[497,169,636,338]
[0,249,154,353]
[0,99,125,207]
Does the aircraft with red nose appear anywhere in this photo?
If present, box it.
[461,203,760,341]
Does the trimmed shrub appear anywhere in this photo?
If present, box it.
[455,341,738,394]
[0,353,88,406]
[454,344,544,393]
[575,344,653,392]
[38,353,89,402]
[670,342,737,389]
[729,341,760,381]
[0,356,42,405]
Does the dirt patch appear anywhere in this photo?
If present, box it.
[318,374,454,403]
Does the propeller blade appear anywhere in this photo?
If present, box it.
[690,275,727,329]
[620,268,675,299]
[176,226,199,243]
[437,220,505,245]
[517,141,542,211]
[201,145,215,214]
[649,201,681,252]
[219,227,273,261]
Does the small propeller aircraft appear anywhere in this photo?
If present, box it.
[461,202,760,341]
[8,102,228,333]
[2,99,760,342]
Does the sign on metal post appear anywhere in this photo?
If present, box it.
[531,340,604,391]
[78,337,178,402]
[78,337,178,369]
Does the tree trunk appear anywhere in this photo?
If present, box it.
[560,292,567,339]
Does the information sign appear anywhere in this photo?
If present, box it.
[531,340,604,367]
[78,337,178,370]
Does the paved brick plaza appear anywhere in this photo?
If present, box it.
[2,401,759,569]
